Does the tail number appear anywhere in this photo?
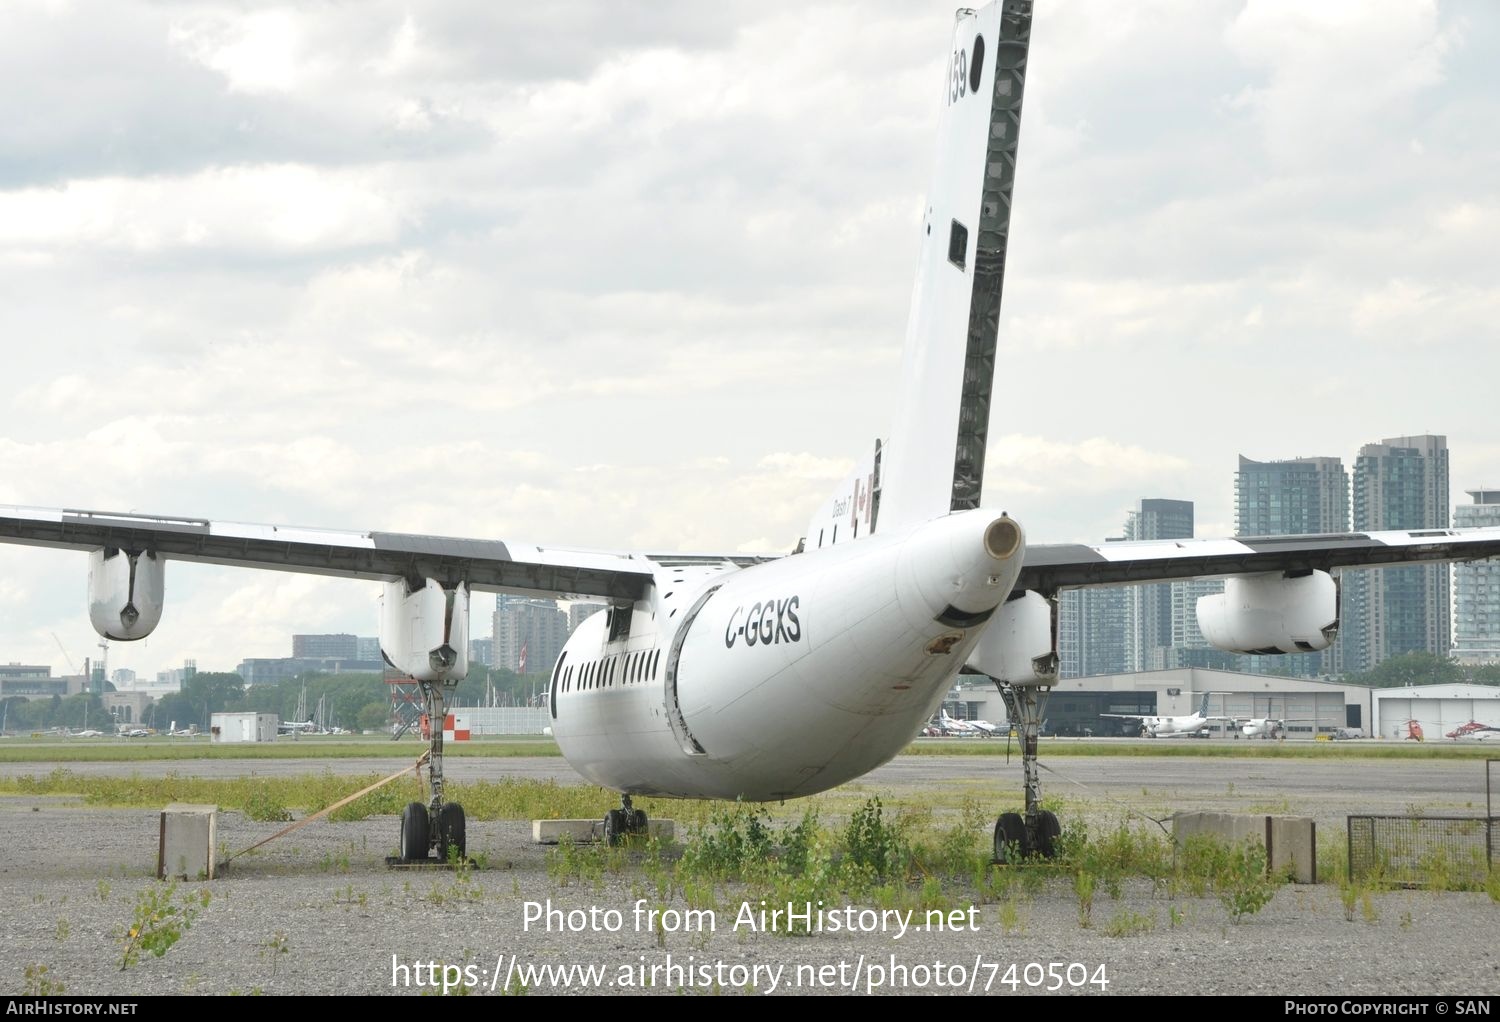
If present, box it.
[724,596,802,649]
[948,49,968,105]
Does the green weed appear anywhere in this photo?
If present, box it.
[119,882,209,971]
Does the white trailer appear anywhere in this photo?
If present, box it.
[210,712,278,743]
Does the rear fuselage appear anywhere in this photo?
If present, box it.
[548,510,1022,800]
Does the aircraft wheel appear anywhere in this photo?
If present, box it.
[602,809,625,847]
[993,812,1028,864]
[1034,809,1061,859]
[631,809,648,834]
[437,803,467,862]
[399,802,430,862]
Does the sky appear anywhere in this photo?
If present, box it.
[2,0,1497,680]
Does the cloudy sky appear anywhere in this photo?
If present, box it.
[2,0,1497,680]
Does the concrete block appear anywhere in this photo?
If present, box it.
[532,819,675,844]
[1267,815,1317,885]
[158,803,218,880]
[1172,811,1317,884]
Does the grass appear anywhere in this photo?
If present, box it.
[0,768,690,823]
[902,739,1498,761]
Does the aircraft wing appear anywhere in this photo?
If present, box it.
[1015,527,1500,595]
[1098,713,1146,720]
[0,504,768,602]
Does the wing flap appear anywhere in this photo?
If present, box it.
[0,504,653,601]
[1017,528,1500,595]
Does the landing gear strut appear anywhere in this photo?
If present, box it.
[601,794,648,847]
[398,680,467,863]
[992,679,1059,862]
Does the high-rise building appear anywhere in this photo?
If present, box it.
[1453,489,1500,665]
[1235,455,1350,676]
[1235,455,1350,539]
[1343,435,1450,674]
[1123,499,1213,672]
[569,602,606,633]
[493,598,570,676]
[1058,582,1129,678]
[468,638,494,667]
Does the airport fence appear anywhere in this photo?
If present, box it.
[1346,815,1495,888]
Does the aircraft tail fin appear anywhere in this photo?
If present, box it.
[1198,692,1212,718]
[876,1,1033,534]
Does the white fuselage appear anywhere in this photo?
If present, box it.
[548,509,1023,801]
[1137,713,1210,738]
[1239,718,1282,739]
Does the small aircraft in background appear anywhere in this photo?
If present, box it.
[967,718,1010,738]
[1102,692,1223,738]
[1231,699,1314,740]
[933,709,983,736]
[920,709,1007,737]
[1444,720,1500,741]
[1401,720,1425,742]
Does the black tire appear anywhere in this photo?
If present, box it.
[631,809,648,834]
[1034,809,1062,859]
[436,803,467,863]
[400,802,430,862]
[602,809,623,847]
[993,811,1027,864]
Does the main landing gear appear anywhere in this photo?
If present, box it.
[601,795,649,847]
[991,679,1060,863]
[397,680,467,864]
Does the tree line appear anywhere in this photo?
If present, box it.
[1,665,553,734]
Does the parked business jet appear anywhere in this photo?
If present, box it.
[1101,692,1224,739]
[6,2,1500,863]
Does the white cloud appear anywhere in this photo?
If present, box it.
[0,166,405,254]
[168,10,315,95]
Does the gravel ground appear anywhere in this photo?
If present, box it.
[1,755,1497,997]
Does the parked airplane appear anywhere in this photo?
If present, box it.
[6,2,1500,863]
[937,709,984,736]
[1101,692,1225,739]
[1232,699,1314,740]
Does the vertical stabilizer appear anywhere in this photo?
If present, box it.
[877,1,1032,534]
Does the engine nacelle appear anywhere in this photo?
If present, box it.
[965,590,1057,684]
[380,577,469,683]
[87,548,164,641]
[1196,570,1339,655]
